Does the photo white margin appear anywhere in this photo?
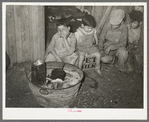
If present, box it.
[2,2,147,120]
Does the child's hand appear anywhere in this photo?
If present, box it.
[61,31,67,39]
[105,45,115,54]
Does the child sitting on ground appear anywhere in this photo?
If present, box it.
[126,10,143,72]
[45,18,78,65]
[75,14,102,76]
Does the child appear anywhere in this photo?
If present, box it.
[75,14,102,76]
[99,9,128,72]
[126,10,143,72]
[45,18,78,65]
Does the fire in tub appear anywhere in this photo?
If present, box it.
[27,61,84,108]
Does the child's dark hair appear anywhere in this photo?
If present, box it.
[56,18,69,27]
[56,17,81,33]
[129,10,143,23]
[82,14,96,28]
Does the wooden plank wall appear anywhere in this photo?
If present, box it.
[6,5,131,67]
[6,5,17,68]
[6,5,45,67]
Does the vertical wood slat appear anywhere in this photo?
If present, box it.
[93,6,104,30]
[32,6,38,61]
[21,6,30,62]
[32,6,45,61]
[28,6,34,62]
[97,6,112,34]
[91,6,95,16]
[98,6,112,36]
[6,5,17,67]
[14,5,22,63]
[39,6,45,60]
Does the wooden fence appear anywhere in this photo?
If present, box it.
[6,5,45,67]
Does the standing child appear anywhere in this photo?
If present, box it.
[126,10,143,72]
[75,14,102,76]
[45,18,78,65]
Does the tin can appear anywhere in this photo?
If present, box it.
[31,60,46,86]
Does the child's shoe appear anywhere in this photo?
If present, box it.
[94,68,102,76]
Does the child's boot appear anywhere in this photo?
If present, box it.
[95,66,102,76]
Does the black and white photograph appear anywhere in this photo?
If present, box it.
[3,2,147,120]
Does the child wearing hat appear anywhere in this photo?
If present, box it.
[75,14,102,76]
[126,10,143,72]
[99,9,128,72]
[45,18,78,65]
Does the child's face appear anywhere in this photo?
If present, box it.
[131,21,139,29]
[57,25,70,38]
[83,25,93,32]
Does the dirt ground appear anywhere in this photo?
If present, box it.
[6,61,143,108]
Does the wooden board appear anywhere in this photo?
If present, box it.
[6,5,17,67]
[32,6,39,61]
[93,6,104,30]
[38,6,45,60]
[21,6,31,62]
[28,6,34,62]
[82,55,96,70]
[97,6,112,35]
[14,5,23,63]
[30,6,45,62]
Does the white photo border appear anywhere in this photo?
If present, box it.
[2,2,147,120]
